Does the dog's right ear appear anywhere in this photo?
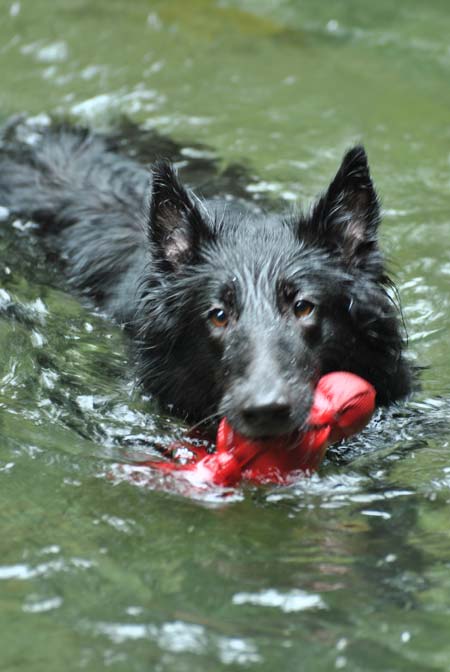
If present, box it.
[304,146,381,269]
[148,161,212,271]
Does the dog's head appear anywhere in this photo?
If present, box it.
[136,148,408,438]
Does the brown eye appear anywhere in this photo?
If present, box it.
[208,308,229,328]
[294,299,315,319]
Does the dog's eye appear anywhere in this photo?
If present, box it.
[208,308,229,328]
[293,299,315,319]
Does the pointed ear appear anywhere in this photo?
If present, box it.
[149,161,212,270]
[307,146,381,264]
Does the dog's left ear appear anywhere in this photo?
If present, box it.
[307,146,380,265]
[148,161,212,270]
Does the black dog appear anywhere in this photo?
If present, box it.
[0,126,411,439]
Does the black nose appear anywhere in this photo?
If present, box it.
[240,394,293,437]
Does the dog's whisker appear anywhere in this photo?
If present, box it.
[187,413,221,433]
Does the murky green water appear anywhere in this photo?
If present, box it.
[0,1,450,670]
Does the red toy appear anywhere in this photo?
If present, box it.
[139,372,376,487]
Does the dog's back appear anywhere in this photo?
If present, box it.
[0,122,412,436]
[0,126,151,321]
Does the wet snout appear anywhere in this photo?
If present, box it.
[224,333,313,439]
[240,379,293,437]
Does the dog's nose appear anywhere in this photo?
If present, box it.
[240,393,293,437]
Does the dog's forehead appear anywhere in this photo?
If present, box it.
[204,210,344,303]
[218,210,295,252]
[207,213,302,288]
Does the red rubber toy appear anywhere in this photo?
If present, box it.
[140,372,376,487]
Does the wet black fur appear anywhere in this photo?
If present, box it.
[0,125,412,438]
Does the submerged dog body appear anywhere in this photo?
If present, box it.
[0,127,411,438]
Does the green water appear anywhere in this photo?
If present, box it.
[0,1,450,670]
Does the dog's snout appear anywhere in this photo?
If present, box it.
[242,398,290,423]
[239,388,294,437]
[242,395,291,421]
[222,334,312,438]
